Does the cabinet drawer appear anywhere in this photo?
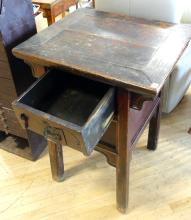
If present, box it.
[13,70,115,155]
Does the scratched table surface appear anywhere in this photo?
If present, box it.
[13,9,191,96]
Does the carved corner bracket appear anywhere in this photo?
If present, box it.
[24,61,45,78]
[130,93,153,110]
[95,143,117,167]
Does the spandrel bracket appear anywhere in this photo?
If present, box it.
[44,126,64,144]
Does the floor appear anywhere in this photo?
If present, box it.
[0,11,191,220]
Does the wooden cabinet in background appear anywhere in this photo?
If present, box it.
[0,0,46,160]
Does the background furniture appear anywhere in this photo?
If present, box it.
[12,9,191,212]
[32,0,79,25]
[95,0,191,113]
[91,0,95,8]
[0,0,46,160]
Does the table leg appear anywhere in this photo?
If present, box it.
[116,89,131,213]
[47,16,52,26]
[147,99,162,150]
[92,0,95,8]
[62,11,65,18]
[46,9,55,26]
[48,140,64,182]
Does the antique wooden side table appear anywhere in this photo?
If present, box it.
[32,0,78,25]
[12,9,191,213]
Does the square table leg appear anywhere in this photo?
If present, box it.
[147,93,162,150]
[116,89,131,213]
[116,89,162,213]
[48,140,65,182]
[47,16,54,26]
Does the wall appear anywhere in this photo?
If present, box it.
[182,1,191,23]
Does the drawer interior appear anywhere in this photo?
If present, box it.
[20,70,111,127]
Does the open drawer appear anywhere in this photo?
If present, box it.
[12,69,115,156]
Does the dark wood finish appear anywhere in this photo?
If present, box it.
[13,69,115,156]
[48,140,64,181]
[32,0,78,26]
[0,44,8,62]
[116,89,131,213]
[3,108,27,138]
[0,78,17,108]
[130,93,153,110]
[129,97,160,148]
[147,92,162,150]
[95,143,116,167]
[0,0,46,160]
[0,105,8,133]
[100,97,160,150]
[12,9,191,212]
[13,9,191,97]
[0,60,12,79]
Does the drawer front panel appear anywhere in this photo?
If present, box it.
[13,70,115,155]
[13,104,87,151]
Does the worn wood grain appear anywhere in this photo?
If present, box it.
[48,140,64,181]
[147,92,162,150]
[13,9,191,96]
[11,8,191,213]
[116,89,131,213]
[2,107,27,139]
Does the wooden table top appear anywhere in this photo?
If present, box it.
[32,0,58,6]
[13,9,191,96]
